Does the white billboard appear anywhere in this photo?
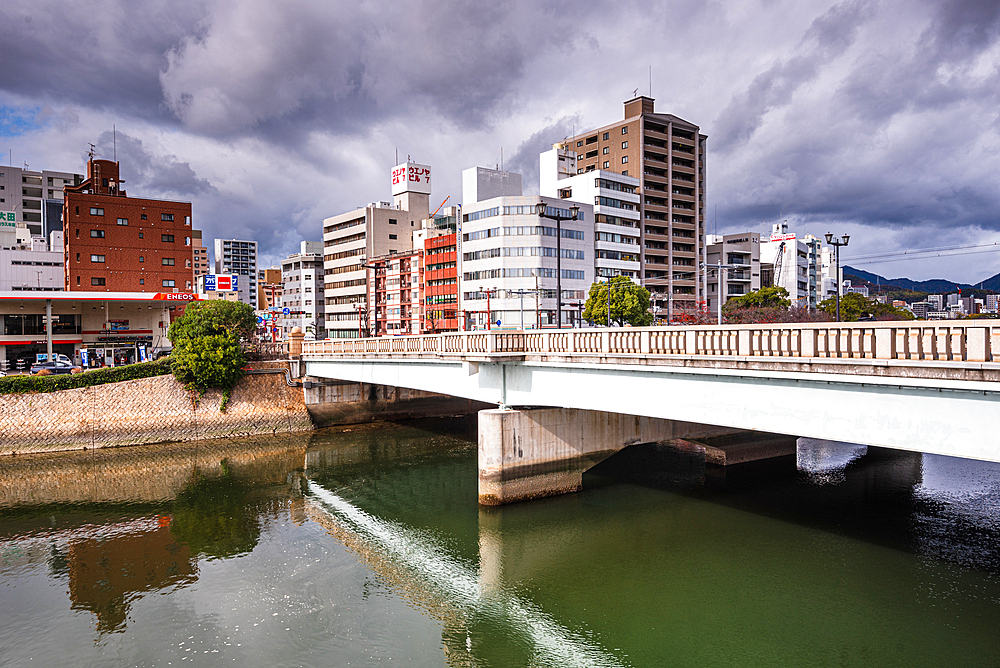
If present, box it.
[391,162,432,196]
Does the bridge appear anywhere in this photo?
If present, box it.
[300,321,1000,504]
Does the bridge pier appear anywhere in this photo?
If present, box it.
[477,407,735,505]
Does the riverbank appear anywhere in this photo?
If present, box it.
[0,366,313,455]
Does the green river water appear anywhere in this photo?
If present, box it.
[1,418,999,667]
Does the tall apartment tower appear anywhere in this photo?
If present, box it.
[322,162,431,338]
[280,241,324,339]
[564,97,706,320]
[213,238,258,305]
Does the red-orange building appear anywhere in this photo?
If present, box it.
[424,233,458,332]
[63,159,195,293]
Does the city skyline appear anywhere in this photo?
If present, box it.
[2,0,999,282]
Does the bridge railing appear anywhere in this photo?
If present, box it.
[302,322,999,363]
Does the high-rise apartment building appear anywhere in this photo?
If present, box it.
[563,97,706,319]
[0,165,83,237]
[213,238,258,305]
[63,159,195,293]
[281,241,324,339]
[322,162,431,338]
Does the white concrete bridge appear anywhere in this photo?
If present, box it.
[301,322,1000,504]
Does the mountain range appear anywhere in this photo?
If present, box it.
[843,266,1000,293]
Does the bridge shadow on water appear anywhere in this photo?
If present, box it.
[588,438,1000,576]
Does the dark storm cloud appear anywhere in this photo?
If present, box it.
[0,1,208,120]
[713,0,874,152]
[95,131,216,197]
[506,115,583,194]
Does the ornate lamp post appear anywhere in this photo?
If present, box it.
[535,201,580,328]
[825,232,850,322]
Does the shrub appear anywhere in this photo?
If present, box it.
[0,358,174,395]
[170,332,246,391]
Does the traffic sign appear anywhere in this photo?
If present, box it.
[256,316,263,324]
[282,307,290,315]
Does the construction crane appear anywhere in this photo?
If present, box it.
[430,196,451,219]
[771,241,786,288]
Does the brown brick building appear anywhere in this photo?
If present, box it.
[564,97,706,319]
[63,159,196,293]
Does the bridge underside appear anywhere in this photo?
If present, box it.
[306,358,999,462]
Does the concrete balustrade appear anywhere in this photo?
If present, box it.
[304,322,998,365]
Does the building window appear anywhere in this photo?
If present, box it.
[76,276,80,286]
[389,234,397,239]
[139,256,144,262]
[139,232,143,239]
[90,207,104,215]
[603,132,609,140]
[117,218,128,225]
[622,141,628,149]
[163,279,175,287]
[185,237,190,246]
[576,141,582,147]
[622,127,628,134]
[139,278,144,285]
[91,254,105,263]
[622,170,629,176]
[184,215,190,225]
[389,218,397,225]
[141,214,147,220]
[603,147,609,155]
[162,234,174,242]
[91,277,105,286]
[162,258,175,266]
[622,156,629,164]
[603,161,610,169]
[186,259,191,268]
[161,213,174,221]
[90,229,104,238]
[186,281,191,290]
[76,253,80,261]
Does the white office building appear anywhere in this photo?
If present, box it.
[0,231,64,292]
[0,166,83,237]
[281,241,325,339]
[705,233,761,312]
[461,166,593,329]
[539,146,641,281]
[213,238,258,305]
[760,222,824,309]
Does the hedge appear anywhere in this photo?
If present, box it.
[0,358,174,395]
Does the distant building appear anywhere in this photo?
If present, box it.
[367,248,424,336]
[322,161,431,338]
[258,267,282,311]
[705,232,761,312]
[213,238,258,305]
[422,232,459,333]
[63,159,194,293]
[539,146,642,282]
[0,165,83,237]
[0,231,64,291]
[191,230,209,286]
[281,241,324,339]
[759,222,823,309]
[927,294,944,311]
[910,301,931,319]
[845,280,869,297]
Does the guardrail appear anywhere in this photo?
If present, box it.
[301,322,1000,363]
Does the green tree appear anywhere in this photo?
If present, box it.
[168,300,253,390]
[818,292,915,321]
[723,286,791,311]
[583,276,654,326]
[170,332,245,390]
[167,300,256,345]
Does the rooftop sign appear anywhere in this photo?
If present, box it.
[391,162,432,196]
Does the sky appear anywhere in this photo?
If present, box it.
[1,0,999,283]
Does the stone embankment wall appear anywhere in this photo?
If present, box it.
[303,379,490,427]
[0,367,313,455]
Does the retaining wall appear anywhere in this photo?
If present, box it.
[0,369,313,455]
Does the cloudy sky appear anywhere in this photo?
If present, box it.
[1,0,998,282]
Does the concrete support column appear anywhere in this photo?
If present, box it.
[478,407,722,506]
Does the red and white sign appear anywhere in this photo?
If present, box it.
[391,162,432,196]
[216,275,233,291]
[153,293,199,301]
[769,233,796,242]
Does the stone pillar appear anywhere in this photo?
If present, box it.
[478,407,726,505]
[289,327,304,358]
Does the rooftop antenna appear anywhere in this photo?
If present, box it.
[632,87,638,97]
[395,148,398,165]
[87,143,96,161]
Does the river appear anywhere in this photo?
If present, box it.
[1,418,999,667]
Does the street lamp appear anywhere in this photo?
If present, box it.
[825,232,850,322]
[535,201,580,328]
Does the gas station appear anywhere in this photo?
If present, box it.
[0,291,198,373]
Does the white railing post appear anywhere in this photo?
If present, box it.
[602,330,610,354]
[967,325,987,362]
[685,329,696,355]
[875,327,894,359]
[738,329,750,356]
[640,329,651,354]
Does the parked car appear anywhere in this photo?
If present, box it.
[29,361,81,375]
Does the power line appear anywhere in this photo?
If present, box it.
[846,247,1000,267]
[846,241,1000,262]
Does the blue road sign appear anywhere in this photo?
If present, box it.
[282,307,290,315]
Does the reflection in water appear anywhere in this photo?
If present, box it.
[306,481,629,668]
[2,423,1000,666]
